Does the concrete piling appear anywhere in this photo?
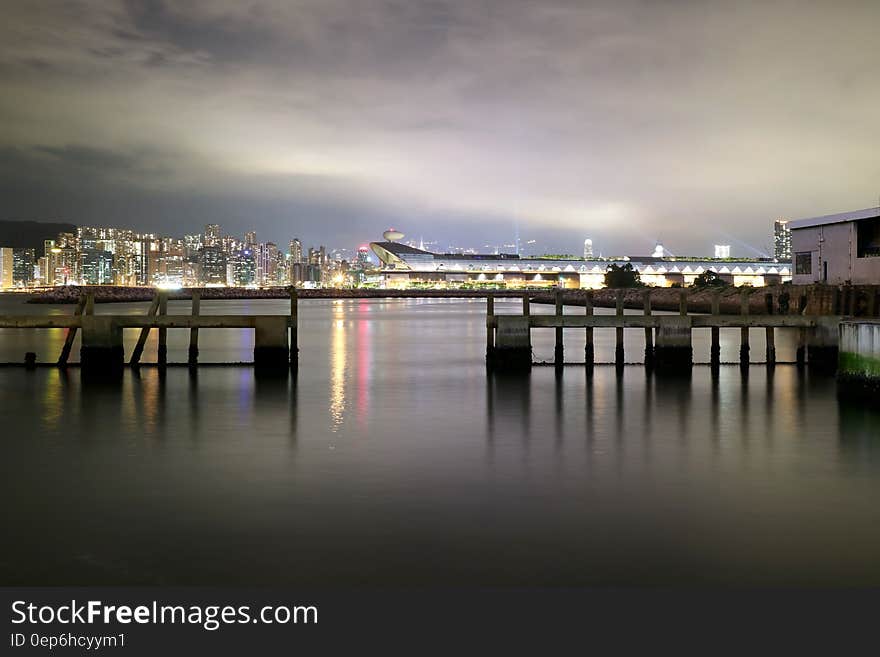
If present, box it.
[643,290,654,368]
[710,291,721,367]
[188,291,200,366]
[289,287,299,368]
[80,315,124,377]
[739,288,750,368]
[584,291,594,368]
[807,316,841,372]
[838,320,880,397]
[489,315,532,372]
[615,289,625,368]
[555,288,564,367]
[157,293,168,367]
[254,316,290,374]
[653,316,693,372]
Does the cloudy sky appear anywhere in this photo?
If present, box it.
[1,0,879,255]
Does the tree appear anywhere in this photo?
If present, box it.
[604,263,641,288]
[690,270,729,288]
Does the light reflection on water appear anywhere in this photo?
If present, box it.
[1,296,880,587]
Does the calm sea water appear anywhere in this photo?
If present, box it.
[1,294,880,587]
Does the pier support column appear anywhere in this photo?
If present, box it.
[80,316,124,378]
[486,293,495,363]
[157,293,168,367]
[838,321,880,398]
[710,291,721,367]
[188,291,200,366]
[653,316,693,372]
[555,288,564,367]
[643,290,654,369]
[488,316,531,372]
[289,287,299,369]
[739,288,751,368]
[807,317,840,373]
[795,287,814,367]
[254,316,290,374]
[615,289,625,368]
[584,291,594,368]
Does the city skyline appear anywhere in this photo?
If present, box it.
[2,1,880,254]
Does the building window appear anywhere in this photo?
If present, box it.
[795,252,812,275]
[856,216,880,258]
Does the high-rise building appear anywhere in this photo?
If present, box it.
[12,248,35,287]
[204,224,221,247]
[198,245,227,285]
[0,248,13,289]
[583,238,593,259]
[232,248,256,286]
[289,238,303,264]
[714,244,731,258]
[244,231,257,247]
[774,220,791,261]
[256,242,279,285]
[80,248,114,285]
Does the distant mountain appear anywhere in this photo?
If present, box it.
[0,220,76,254]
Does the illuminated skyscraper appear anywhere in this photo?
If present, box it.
[204,223,221,247]
[245,231,256,247]
[583,238,593,259]
[0,248,12,289]
[289,238,303,264]
[198,245,227,284]
[714,244,731,258]
[12,248,35,287]
[774,220,791,260]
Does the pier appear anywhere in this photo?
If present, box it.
[0,289,298,376]
[487,289,843,372]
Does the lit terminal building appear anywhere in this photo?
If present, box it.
[370,241,791,289]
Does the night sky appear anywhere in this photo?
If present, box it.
[2,0,879,255]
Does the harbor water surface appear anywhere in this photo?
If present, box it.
[2,295,880,586]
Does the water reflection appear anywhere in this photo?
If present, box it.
[4,298,880,587]
[329,318,346,432]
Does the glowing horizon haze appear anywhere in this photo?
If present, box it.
[1,0,879,255]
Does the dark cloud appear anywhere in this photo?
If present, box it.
[1,0,879,254]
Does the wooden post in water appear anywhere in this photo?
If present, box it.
[584,291,594,368]
[522,292,530,317]
[615,289,625,368]
[679,288,688,316]
[289,286,299,367]
[643,289,653,368]
[710,290,721,367]
[130,292,161,366]
[486,293,495,358]
[764,293,775,366]
[796,290,808,366]
[157,292,168,367]
[766,324,776,367]
[739,288,750,367]
[84,290,95,316]
[188,290,200,366]
[554,288,564,367]
[57,294,88,366]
